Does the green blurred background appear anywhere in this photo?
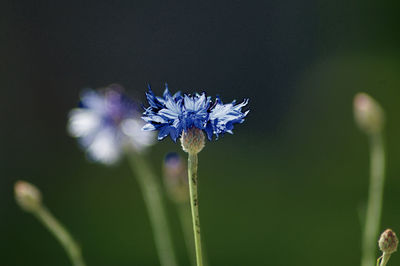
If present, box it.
[2,1,400,265]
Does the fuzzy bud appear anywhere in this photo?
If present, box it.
[163,153,189,203]
[14,181,42,212]
[379,229,398,255]
[354,93,384,135]
[180,128,205,154]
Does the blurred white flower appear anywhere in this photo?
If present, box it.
[68,85,155,164]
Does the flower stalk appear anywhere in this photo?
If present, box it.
[362,133,386,266]
[354,93,386,266]
[187,152,204,266]
[15,181,86,266]
[377,253,391,266]
[162,152,197,266]
[128,153,178,266]
[177,202,197,266]
[34,206,86,266]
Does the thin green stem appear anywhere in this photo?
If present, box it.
[34,206,86,266]
[128,153,178,266]
[177,203,197,266]
[377,253,391,266]
[187,152,203,266]
[362,133,386,266]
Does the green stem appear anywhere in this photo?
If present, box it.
[34,206,86,266]
[178,203,197,266]
[362,133,386,266]
[128,154,178,266]
[377,253,391,266]
[187,152,203,266]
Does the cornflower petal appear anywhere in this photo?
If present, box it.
[159,108,181,120]
[142,85,249,141]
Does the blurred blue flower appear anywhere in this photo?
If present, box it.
[164,152,184,176]
[142,85,249,141]
[68,85,155,164]
[163,152,188,202]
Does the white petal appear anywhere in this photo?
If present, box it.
[68,109,101,137]
[121,118,156,151]
[87,129,120,164]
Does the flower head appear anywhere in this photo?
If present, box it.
[163,152,189,203]
[15,181,42,212]
[142,84,249,142]
[68,85,155,164]
[379,229,399,255]
[354,93,384,135]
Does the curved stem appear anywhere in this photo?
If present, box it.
[187,152,203,266]
[128,153,178,266]
[34,206,86,266]
[362,133,386,266]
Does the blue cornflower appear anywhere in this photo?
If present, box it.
[68,85,155,164]
[143,86,249,264]
[142,85,249,143]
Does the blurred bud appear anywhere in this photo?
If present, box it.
[14,181,42,212]
[163,153,189,203]
[181,128,205,154]
[379,229,398,255]
[354,93,384,135]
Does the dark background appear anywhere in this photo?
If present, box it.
[2,1,400,265]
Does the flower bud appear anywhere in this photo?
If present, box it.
[379,229,398,255]
[354,93,384,135]
[14,181,42,212]
[180,127,205,154]
[163,153,189,203]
